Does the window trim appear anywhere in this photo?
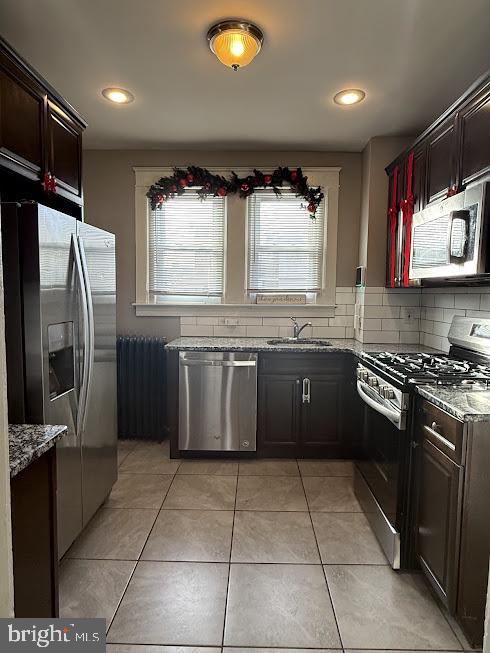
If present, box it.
[134,166,340,316]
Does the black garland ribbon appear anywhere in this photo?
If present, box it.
[147,166,324,217]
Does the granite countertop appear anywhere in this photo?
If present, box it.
[416,385,490,423]
[9,424,68,478]
[166,336,441,355]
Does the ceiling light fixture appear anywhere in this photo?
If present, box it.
[333,89,366,106]
[102,87,134,104]
[207,20,264,71]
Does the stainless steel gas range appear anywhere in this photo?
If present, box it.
[354,316,490,569]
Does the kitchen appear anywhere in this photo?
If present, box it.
[0,1,490,651]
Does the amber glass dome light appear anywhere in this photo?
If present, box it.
[207,20,264,70]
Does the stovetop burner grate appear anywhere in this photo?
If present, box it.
[364,351,490,385]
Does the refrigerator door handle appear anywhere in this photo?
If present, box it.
[72,234,90,438]
[78,235,95,434]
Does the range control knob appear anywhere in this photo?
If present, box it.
[383,387,395,400]
[358,368,369,381]
[368,376,378,387]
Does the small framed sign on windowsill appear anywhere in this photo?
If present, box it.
[256,294,306,305]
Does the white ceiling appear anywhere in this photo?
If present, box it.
[1,0,489,151]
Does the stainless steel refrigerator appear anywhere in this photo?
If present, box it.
[1,202,117,557]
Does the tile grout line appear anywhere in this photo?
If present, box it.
[105,453,180,639]
[298,459,345,650]
[221,470,239,648]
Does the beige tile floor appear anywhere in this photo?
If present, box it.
[60,439,470,651]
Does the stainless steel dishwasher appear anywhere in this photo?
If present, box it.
[179,351,257,452]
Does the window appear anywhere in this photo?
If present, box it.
[148,190,225,303]
[247,190,325,294]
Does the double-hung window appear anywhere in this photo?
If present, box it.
[247,190,326,297]
[148,190,225,303]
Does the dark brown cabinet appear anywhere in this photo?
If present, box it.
[385,71,490,288]
[257,353,360,458]
[0,37,85,206]
[426,119,456,204]
[0,62,46,180]
[47,100,83,200]
[457,81,490,188]
[416,435,462,610]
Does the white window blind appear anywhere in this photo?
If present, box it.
[148,190,225,300]
[247,190,325,293]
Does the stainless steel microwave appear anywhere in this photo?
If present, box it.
[409,181,489,282]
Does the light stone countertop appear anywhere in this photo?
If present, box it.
[416,385,490,422]
[9,424,68,478]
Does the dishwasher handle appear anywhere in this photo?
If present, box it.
[180,358,256,367]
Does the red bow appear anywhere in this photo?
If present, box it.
[43,172,57,193]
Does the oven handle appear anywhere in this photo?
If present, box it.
[357,381,403,428]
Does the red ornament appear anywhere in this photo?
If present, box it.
[290,170,298,182]
[204,181,211,189]
[155,193,165,205]
[179,178,188,187]
[307,202,316,214]
[217,187,227,197]
[241,183,249,193]
[170,184,177,193]
[43,172,57,193]
[264,174,272,185]
[186,173,194,184]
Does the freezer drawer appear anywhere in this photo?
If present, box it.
[179,351,257,452]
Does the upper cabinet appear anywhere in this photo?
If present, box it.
[0,38,86,206]
[457,80,490,188]
[385,71,490,288]
[426,118,456,204]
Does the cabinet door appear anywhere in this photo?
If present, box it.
[257,374,300,457]
[457,83,490,188]
[426,120,456,204]
[412,144,427,213]
[0,65,46,180]
[416,436,463,610]
[300,374,344,456]
[47,100,82,201]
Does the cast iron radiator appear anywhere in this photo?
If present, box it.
[116,336,167,441]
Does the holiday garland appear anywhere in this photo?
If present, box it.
[147,166,324,217]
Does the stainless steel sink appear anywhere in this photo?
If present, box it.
[266,338,331,346]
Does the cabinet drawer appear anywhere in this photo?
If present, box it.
[259,353,347,375]
[419,399,464,464]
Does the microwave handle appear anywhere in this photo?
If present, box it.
[449,209,470,263]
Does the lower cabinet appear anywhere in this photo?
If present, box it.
[257,354,362,458]
[416,435,462,610]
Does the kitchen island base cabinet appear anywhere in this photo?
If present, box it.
[10,447,59,617]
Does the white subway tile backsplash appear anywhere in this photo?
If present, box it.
[432,321,451,338]
[383,293,420,307]
[246,326,280,337]
[381,318,420,332]
[181,325,213,336]
[311,326,346,338]
[196,317,221,325]
[363,305,401,319]
[335,292,355,305]
[213,326,247,337]
[362,318,382,331]
[364,294,384,306]
[345,327,354,339]
[434,294,455,308]
[329,316,354,327]
[362,331,400,344]
[480,294,490,311]
[400,331,420,344]
[425,307,444,322]
[180,317,197,325]
[442,308,465,323]
[454,294,481,310]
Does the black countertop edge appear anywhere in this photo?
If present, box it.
[9,424,68,478]
[416,385,490,422]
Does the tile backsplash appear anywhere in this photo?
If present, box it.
[420,287,490,352]
[179,287,356,339]
[178,285,490,350]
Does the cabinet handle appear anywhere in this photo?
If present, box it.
[302,378,311,404]
[423,422,456,452]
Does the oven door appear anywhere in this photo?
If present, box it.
[355,380,407,569]
[410,183,487,280]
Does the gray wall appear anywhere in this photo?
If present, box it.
[84,150,362,337]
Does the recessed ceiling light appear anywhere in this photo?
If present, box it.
[333,89,366,106]
[102,87,134,104]
[207,20,264,71]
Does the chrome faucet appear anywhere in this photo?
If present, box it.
[290,317,312,339]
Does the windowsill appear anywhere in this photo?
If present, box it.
[134,302,337,318]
